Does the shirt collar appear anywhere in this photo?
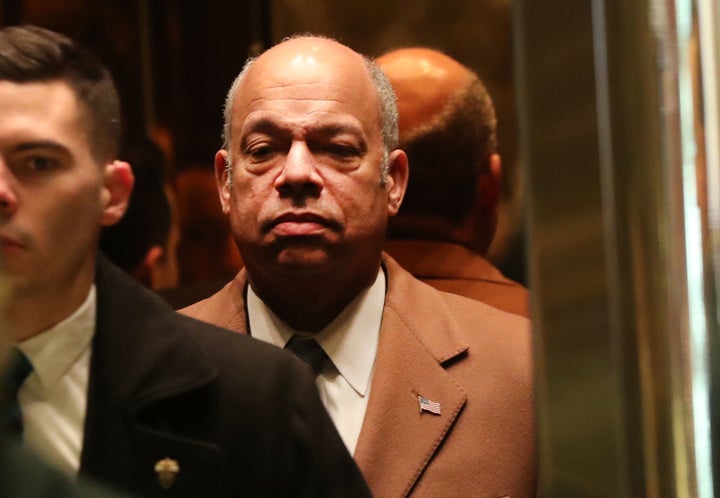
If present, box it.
[247,269,385,396]
[16,286,96,389]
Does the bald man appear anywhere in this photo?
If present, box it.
[182,36,535,497]
[378,48,529,317]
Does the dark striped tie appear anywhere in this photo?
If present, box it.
[284,336,328,376]
[2,348,33,437]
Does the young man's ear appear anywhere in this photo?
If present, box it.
[215,149,232,214]
[100,160,134,226]
[386,149,409,217]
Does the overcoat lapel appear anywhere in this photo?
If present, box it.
[185,256,474,496]
[81,257,224,495]
[353,256,469,497]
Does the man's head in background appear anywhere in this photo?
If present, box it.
[377,47,501,255]
[0,25,132,339]
[173,165,242,284]
[100,136,178,289]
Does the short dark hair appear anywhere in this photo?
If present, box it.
[100,137,171,273]
[0,25,121,161]
[398,78,497,223]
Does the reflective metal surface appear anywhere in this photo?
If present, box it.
[515,0,719,496]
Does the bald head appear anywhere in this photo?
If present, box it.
[222,36,398,159]
[377,48,474,140]
[378,48,501,254]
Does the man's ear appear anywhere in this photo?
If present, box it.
[386,149,409,217]
[215,149,231,214]
[100,160,134,227]
[480,153,502,204]
[130,245,165,288]
[474,153,502,254]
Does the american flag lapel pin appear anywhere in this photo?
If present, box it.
[418,395,441,415]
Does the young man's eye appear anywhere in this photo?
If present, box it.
[26,156,59,172]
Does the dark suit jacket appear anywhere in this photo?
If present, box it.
[384,239,530,317]
[80,256,370,498]
[182,253,536,497]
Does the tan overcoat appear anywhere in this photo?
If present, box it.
[181,253,536,497]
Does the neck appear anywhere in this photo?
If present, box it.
[249,267,380,332]
[388,212,493,255]
[5,275,94,343]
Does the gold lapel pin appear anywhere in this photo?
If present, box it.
[154,457,180,489]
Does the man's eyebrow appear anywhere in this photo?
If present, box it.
[241,117,364,138]
[13,140,70,154]
[242,117,285,135]
[309,123,364,138]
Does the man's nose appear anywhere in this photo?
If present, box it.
[0,162,18,217]
[274,142,323,198]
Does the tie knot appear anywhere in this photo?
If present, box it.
[284,336,328,376]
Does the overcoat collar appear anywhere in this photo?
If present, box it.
[222,253,471,496]
[384,239,511,283]
[353,254,470,497]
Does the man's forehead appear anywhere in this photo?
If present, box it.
[232,47,380,137]
[239,38,374,103]
[0,80,84,132]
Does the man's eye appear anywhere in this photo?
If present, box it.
[322,144,361,160]
[329,145,357,157]
[246,145,277,161]
[25,156,59,172]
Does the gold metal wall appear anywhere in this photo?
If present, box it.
[515,0,719,496]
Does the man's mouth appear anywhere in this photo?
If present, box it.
[269,212,337,236]
[0,234,26,254]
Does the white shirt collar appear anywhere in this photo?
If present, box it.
[247,269,385,396]
[16,286,96,390]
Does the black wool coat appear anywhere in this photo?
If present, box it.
[78,256,370,498]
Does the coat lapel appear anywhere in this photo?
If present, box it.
[81,256,223,495]
[353,255,469,497]
[186,256,473,496]
[181,270,249,334]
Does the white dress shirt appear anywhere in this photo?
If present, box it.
[16,286,95,477]
[248,269,385,455]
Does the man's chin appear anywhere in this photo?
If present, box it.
[273,248,335,276]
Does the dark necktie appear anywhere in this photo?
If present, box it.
[2,348,33,437]
[284,335,328,376]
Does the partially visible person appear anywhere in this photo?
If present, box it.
[2,214,126,498]
[174,164,243,283]
[99,135,179,290]
[377,47,529,317]
[183,35,535,497]
[0,25,370,497]
[159,165,243,308]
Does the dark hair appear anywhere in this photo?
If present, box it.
[0,25,121,161]
[100,136,171,273]
[398,78,497,223]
